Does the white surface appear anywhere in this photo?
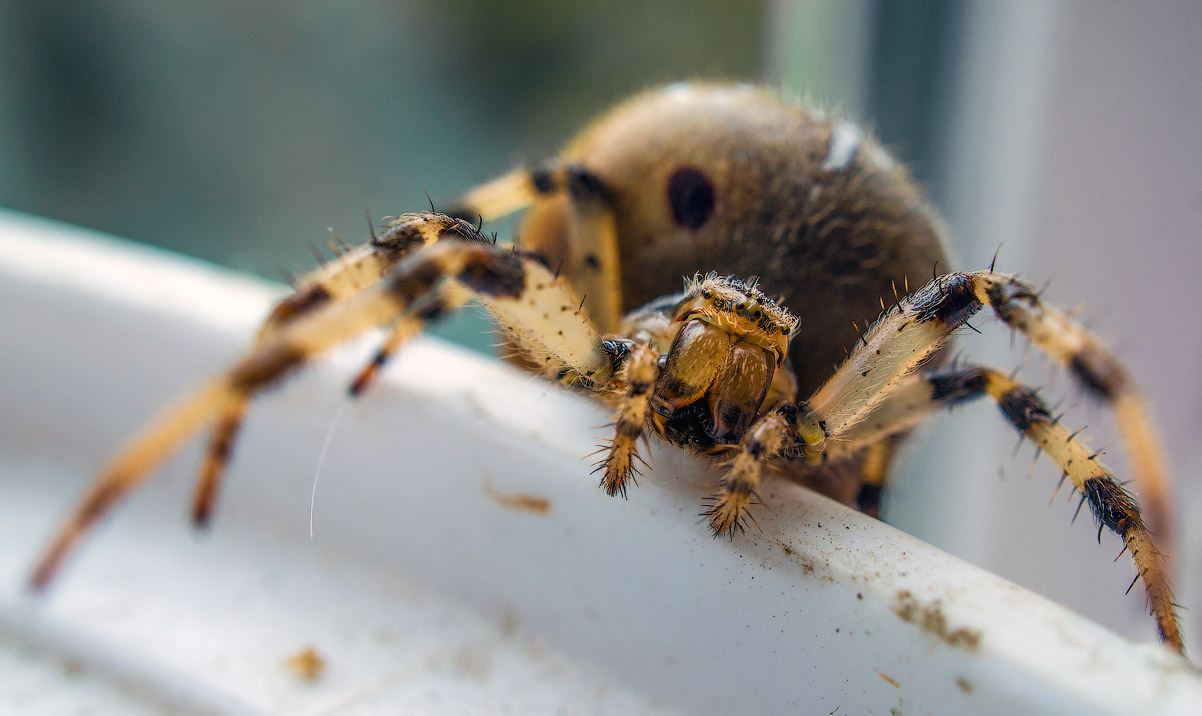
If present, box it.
[1,211,1200,714]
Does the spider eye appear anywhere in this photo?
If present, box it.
[701,288,714,299]
[751,309,762,321]
[736,301,748,312]
[666,167,715,229]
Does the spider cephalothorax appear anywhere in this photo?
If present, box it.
[30,83,1185,655]
[636,274,799,447]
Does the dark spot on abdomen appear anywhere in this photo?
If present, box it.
[666,166,716,229]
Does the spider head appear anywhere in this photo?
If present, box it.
[677,274,798,355]
[649,275,798,445]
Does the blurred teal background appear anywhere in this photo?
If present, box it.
[0,1,768,357]
[0,1,964,352]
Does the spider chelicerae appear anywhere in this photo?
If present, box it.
[30,82,1184,654]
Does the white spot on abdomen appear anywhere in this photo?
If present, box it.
[822,120,862,173]
[662,81,695,97]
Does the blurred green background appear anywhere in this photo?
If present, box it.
[0,2,759,263]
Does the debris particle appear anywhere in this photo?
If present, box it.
[285,646,325,681]
[893,590,982,650]
[483,478,551,514]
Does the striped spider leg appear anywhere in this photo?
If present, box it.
[30,212,639,590]
[450,160,627,334]
[193,155,620,525]
[190,214,472,526]
[772,271,1183,653]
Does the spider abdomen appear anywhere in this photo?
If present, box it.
[520,82,950,398]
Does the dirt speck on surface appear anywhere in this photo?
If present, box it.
[285,646,325,681]
[497,611,520,637]
[773,539,835,583]
[956,676,973,694]
[877,670,901,689]
[453,647,492,682]
[483,478,551,514]
[60,657,84,678]
[894,590,982,650]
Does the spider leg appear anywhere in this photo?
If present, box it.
[806,271,1171,544]
[444,167,542,221]
[348,283,473,397]
[853,364,1182,652]
[790,271,1184,652]
[31,379,245,590]
[449,162,625,334]
[347,319,421,397]
[562,167,623,334]
[823,372,965,457]
[854,439,900,518]
[31,213,618,590]
[704,410,792,539]
[189,214,466,527]
[190,400,248,527]
[596,343,658,498]
[446,160,604,222]
[976,272,1172,553]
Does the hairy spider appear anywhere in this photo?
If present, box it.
[29,83,1183,654]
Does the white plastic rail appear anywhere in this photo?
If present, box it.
[0,211,1198,715]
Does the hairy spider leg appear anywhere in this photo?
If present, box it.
[787,272,1182,653]
[817,272,1172,548]
[595,344,659,498]
[854,440,901,518]
[191,400,248,527]
[836,364,1180,653]
[980,273,1173,559]
[449,162,625,334]
[31,215,617,590]
[190,214,473,527]
[703,410,792,539]
[348,313,435,398]
[447,167,540,221]
[560,167,623,334]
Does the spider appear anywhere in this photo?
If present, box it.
[29,82,1183,654]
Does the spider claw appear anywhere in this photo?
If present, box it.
[702,491,753,540]
[599,475,629,499]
